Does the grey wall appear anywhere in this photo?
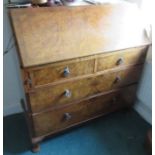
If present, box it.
[3,0,25,116]
[134,46,152,124]
[131,0,152,124]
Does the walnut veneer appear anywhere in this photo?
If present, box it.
[10,3,150,152]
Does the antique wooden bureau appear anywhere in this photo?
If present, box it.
[10,3,150,152]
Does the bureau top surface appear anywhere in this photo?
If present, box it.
[10,3,150,67]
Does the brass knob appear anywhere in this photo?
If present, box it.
[63,67,70,77]
[114,76,121,84]
[116,58,124,66]
[64,113,72,121]
[64,89,71,98]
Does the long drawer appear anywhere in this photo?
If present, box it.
[32,87,135,137]
[29,66,142,113]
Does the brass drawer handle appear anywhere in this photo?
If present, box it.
[64,113,72,121]
[64,89,72,98]
[63,67,70,77]
[114,76,121,84]
[116,58,124,66]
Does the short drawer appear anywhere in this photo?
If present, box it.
[29,66,142,113]
[32,90,124,137]
[27,58,95,87]
[97,46,147,72]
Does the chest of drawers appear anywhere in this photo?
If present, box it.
[10,3,150,152]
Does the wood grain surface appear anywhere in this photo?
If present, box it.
[32,85,136,136]
[32,91,122,136]
[10,4,150,67]
[22,46,147,89]
[29,65,142,113]
[33,58,95,86]
[97,46,147,72]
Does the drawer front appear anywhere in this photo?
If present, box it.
[97,46,147,72]
[29,66,142,113]
[31,58,95,87]
[32,90,124,136]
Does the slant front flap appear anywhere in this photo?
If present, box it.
[10,4,150,67]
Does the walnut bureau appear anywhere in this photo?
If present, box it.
[10,3,150,152]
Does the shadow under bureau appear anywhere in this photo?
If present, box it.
[10,3,150,152]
